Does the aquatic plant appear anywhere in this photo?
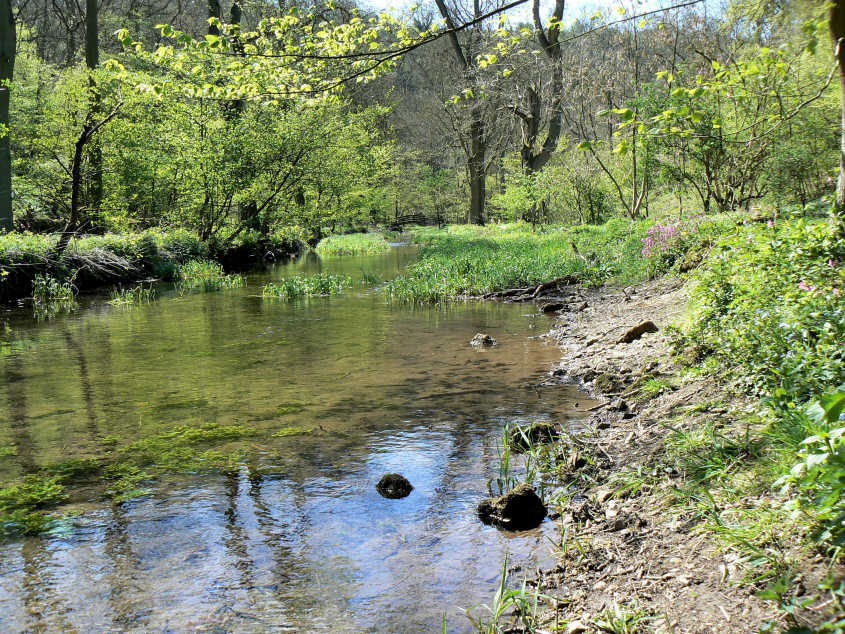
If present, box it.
[0,474,67,536]
[31,272,77,318]
[360,270,382,286]
[272,426,314,437]
[488,426,519,497]
[177,259,243,292]
[465,555,547,633]
[108,283,157,305]
[315,232,391,256]
[261,273,351,300]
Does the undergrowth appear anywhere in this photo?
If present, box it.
[385,220,650,303]
[663,208,845,629]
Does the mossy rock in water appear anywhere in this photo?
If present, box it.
[477,483,546,530]
[376,473,413,499]
[508,422,560,452]
[470,333,497,347]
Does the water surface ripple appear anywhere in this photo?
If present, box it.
[0,247,586,632]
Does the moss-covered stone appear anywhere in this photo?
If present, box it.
[508,422,560,452]
[477,484,546,530]
[594,373,622,393]
[376,473,413,499]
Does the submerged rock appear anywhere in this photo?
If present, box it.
[477,483,547,530]
[617,320,659,343]
[470,333,497,347]
[508,421,560,452]
[376,473,413,499]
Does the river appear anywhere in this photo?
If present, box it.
[0,246,587,632]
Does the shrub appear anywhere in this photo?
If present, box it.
[777,387,845,547]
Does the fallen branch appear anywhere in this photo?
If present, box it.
[484,274,581,301]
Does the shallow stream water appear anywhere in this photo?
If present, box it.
[0,246,588,632]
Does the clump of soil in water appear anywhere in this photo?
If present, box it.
[477,483,546,530]
[376,473,413,499]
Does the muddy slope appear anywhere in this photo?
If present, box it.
[528,278,781,633]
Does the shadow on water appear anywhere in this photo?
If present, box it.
[0,246,590,632]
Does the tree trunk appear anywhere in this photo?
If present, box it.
[469,117,485,224]
[85,0,98,69]
[0,0,14,232]
[433,0,487,225]
[56,100,123,256]
[831,0,845,226]
[86,0,102,222]
[208,0,222,35]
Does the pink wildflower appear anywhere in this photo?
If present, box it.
[798,280,813,292]
[767,220,774,228]
[828,259,839,268]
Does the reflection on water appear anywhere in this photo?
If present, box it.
[0,247,586,632]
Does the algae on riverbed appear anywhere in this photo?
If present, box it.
[0,474,67,535]
[0,422,259,535]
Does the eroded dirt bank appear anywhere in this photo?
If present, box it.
[524,278,784,633]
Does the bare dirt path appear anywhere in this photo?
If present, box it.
[527,278,782,633]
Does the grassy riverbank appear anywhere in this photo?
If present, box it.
[0,229,301,303]
[385,217,737,303]
[315,232,392,255]
[384,220,648,303]
[474,208,845,632]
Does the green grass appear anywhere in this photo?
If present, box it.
[177,259,244,292]
[384,219,651,303]
[261,273,351,300]
[108,283,157,305]
[315,232,391,256]
[31,272,77,319]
